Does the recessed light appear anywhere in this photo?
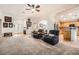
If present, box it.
[72,16,76,19]
[60,15,64,18]
[63,18,67,20]
[68,13,72,15]
[60,15,67,20]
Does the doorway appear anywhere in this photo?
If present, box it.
[14,24,23,34]
[0,19,2,36]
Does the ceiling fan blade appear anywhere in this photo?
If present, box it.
[26,9,31,10]
[32,4,34,8]
[36,5,40,8]
[36,9,40,12]
[27,4,31,7]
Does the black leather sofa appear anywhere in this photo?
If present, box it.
[42,34,59,45]
[49,30,59,36]
[42,30,59,45]
[32,29,44,39]
[32,30,59,45]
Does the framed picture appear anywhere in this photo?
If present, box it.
[3,22,8,28]
[9,23,13,28]
[4,16,12,22]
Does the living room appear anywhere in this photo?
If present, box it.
[0,4,79,55]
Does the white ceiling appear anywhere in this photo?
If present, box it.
[0,4,78,20]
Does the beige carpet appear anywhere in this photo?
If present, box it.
[0,34,79,55]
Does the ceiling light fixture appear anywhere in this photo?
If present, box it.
[26,4,40,13]
[31,9,35,13]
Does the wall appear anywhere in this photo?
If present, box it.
[13,19,24,34]
[0,19,2,36]
[0,12,3,36]
[0,10,59,36]
[0,11,15,36]
[37,14,58,31]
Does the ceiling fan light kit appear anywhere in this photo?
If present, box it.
[26,4,40,13]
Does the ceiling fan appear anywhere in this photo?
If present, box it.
[26,4,40,13]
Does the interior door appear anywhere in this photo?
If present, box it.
[15,24,23,34]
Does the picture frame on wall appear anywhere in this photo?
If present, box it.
[3,22,8,28]
[9,23,13,28]
[4,16,12,22]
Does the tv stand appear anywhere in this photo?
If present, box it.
[4,32,12,37]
